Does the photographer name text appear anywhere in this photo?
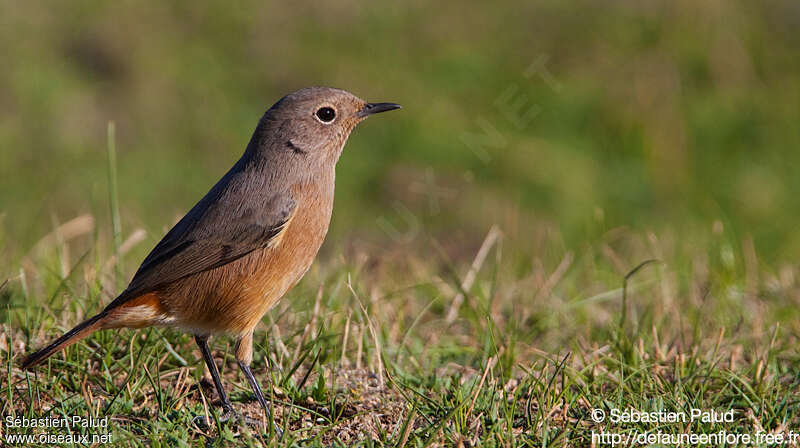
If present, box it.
[606,408,733,424]
[5,415,108,429]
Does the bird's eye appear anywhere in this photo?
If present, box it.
[315,107,336,123]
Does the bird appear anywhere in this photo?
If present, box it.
[20,86,400,431]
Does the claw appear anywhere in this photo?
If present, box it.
[192,408,236,427]
[192,410,283,439]
[192,414,211,429]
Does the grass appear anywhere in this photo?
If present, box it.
[2,201,799,446]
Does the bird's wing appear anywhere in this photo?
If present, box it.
[105,189,296,311]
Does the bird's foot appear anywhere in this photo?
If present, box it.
[192,409,283,438]
[192,405,236,428]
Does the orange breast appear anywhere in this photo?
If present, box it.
[154,179,335,336]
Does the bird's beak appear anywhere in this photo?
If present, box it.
[357,102,402,118]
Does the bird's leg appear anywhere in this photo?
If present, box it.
[194,335,234,422]
[236,332,282,438]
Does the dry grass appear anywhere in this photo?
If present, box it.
[2,208,800,446]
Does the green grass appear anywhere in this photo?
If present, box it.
[2,208,799,446]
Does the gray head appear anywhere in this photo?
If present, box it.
[248,87,400,177]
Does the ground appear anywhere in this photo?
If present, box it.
[2,220,800,446]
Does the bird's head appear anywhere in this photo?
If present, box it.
[254,87,400,173]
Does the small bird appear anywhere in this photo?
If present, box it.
[21,87,400,428]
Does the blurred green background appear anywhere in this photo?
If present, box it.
[1,0,799,266]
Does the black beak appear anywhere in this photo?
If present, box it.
[358,102,402,118]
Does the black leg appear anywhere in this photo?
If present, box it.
[235,332,282,438]
[238,360,282,438]
[238,361,272,418]
[195,335,233,413]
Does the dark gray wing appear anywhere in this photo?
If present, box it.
[105,182,296,310]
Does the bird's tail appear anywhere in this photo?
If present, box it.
[20,311,109,370]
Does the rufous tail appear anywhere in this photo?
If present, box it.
[20,311,108,370]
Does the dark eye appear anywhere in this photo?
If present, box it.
[315,107,336,123]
